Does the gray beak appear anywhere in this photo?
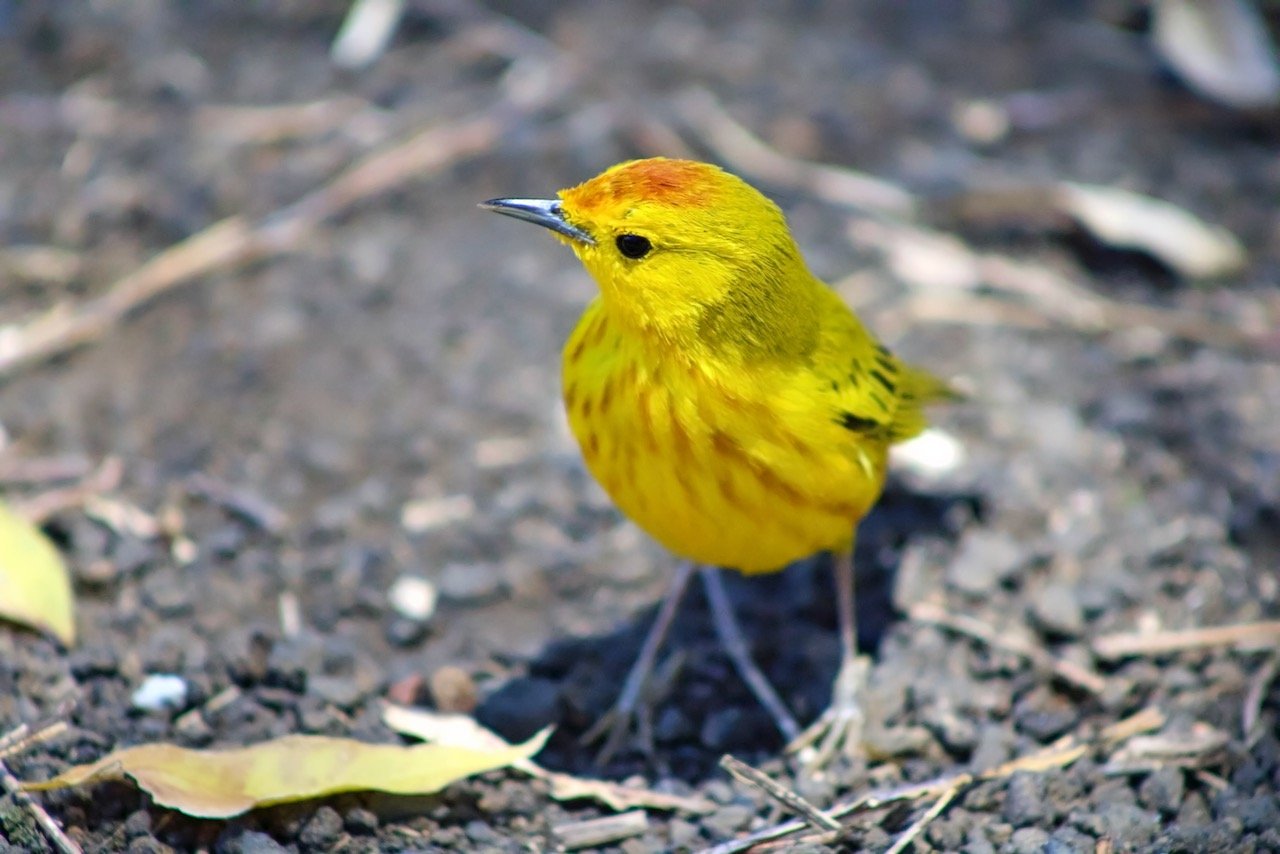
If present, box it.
[479,197,595,245]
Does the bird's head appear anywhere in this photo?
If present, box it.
[483,158,816,356]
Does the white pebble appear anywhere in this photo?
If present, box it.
[389,574,438,622]
[891,428,966,479]
[131,674,188,711]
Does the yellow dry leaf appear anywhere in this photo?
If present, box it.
[23,730,549,818]
[0,501,75,644]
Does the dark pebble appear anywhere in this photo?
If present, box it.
[344,808,379,835]
[1002,772,1048,826]
[1007,826,1051,854]
[298,805,343,851]
[127,838,174,854]
[214,829,289,854]
[385,617,429,648]
[141,569,194,617]
[1012,686,1078,741]
[1224,793,1280,833]
[476,677,561,743]
[653,705,695,743]
[1138,766,1185,815]
[70,644,120,679]
[700,707,745,752]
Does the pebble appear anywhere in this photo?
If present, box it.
[667,818,702,848]
[430,665,478,714]
[131,674,189,711]
[384,617,429,648]
[388,574,437,622]
[1029,582,1085,637]
[1012,686,1078,741]
[1007,827,1052,854]
[970,723,1014,772]
[702,804,755,838]
[1138,765,1185,814]
[298,806,343,851]
[437,561,505,604]
[1002,772,1048,826]
[1047,827,1096,853]
[946,530,1025,594]
[475,676,560,743]
[344,808,379,835]
[140,570,194,617]
[127,839,174,854]
[1093,802,1160,847]
[214,830,289,854]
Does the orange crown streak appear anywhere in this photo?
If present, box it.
[560,158,720,213]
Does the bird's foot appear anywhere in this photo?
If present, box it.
[787,653,870,773]
[579,651,682,766]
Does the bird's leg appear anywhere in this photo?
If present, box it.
[581,561,696,764]
[700,567,801,743]
[788,549,870,771]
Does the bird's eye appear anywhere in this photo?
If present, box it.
[615,234,652,259]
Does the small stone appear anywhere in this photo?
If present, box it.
[127,838,174,854]
[131,674,189,712]
[123,810,153,838]
[1029,582,1085,637]
[141,570,193,617]
[430,665,478,714]
[1013,686,1078,741]
[464,819,504,846]
[703,804,755,838]
[699,707,745,752]
[384,617,429,648]
[653,706,695,743]
[388,574,437,622]
[1094,802,1160,847]
[668,818,702,848]
[298,806,343,851]
[1138,766,1185,814]
[1007,827,1052,854]
[344,808,378,835]
[1003,772,1047,826]
[1047,827,1096,853]
[476,677,560,743]
[970,723,1014,772]
[214,829,289,854]
[437,561,505,604]
[946,530,1025,594]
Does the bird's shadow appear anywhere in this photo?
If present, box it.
[477,480,983,782]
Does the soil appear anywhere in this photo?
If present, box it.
[2,2,1279,852]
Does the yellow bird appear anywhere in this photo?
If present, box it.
[483,158,950,767]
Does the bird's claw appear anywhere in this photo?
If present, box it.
[788,653,870,772]
[579,701,655,766]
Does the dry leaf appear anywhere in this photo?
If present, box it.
[0,501,76,644]
[1153,0,1280,109]
[23,730,548,818]
[1056,182,1247,279]
[382,704,714,814]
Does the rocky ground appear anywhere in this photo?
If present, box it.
[1,2,1278,852]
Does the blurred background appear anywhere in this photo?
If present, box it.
[1,1,1278,851]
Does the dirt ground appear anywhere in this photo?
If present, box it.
[2,1,1279,852]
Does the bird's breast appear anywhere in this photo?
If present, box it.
[560,304,888,573]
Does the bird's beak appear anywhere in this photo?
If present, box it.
[479,198,595,246]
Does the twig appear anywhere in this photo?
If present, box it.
[0,724,81,854]
[909,601,1107,695]
[701,706,1164,854]
[0,454,93,486]
[0,64,574,380]
[1243,653,1280,743]
[884,774,968,854]
[553,810,648,851]
[674,87,917,218]
[1092,621,1280,661]
[719,755,841,834]
[185,472,288,534]
[11,456,124,524]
